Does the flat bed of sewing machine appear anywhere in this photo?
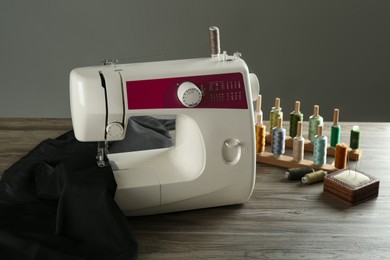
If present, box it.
[1,119,389,259]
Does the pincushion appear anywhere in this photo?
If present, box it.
[323,169,379,205]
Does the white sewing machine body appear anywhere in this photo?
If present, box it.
[70,30,259,215]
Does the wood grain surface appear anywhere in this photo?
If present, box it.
[1,119,389,259]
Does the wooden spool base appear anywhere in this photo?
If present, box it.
[256,152,337,173]
[265,134,362,161]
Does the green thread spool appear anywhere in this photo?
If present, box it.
[302,170,327,184]
[289,101,303,137]
[330,108,341,148]
[308,105,323,142]
[350,125,360,149]
[270,97,283,131]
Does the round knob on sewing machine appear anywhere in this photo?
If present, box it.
[106,122,124,139]
[222,138,242,165]
[177,81,202,107]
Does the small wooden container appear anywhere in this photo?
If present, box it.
[323,169,379,205]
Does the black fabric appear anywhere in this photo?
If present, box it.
[0,116,174,260]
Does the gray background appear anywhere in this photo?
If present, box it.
[1,0,389,122]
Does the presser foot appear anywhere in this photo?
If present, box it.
[96,141,109,168]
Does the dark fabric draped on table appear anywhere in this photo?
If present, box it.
[0,116,174,260]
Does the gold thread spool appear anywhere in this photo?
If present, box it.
[334,143,348,169]
[256,126,266,153]
[256,113,266,153]
[302,170,327,184]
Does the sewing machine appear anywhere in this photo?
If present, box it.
[70,27,260,216]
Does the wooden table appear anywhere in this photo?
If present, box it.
[1,119,389,259]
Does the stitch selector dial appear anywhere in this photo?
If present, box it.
[106,122,124,139]
[177,81,202,107]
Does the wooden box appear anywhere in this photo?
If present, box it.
[323,169,379,205]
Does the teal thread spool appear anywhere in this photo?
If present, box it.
[289,101,304,138]
[270,97,283,131]
[330,108,341,148]
[313,125,327,166]
[308,105,323,142]
[350,125,360,149]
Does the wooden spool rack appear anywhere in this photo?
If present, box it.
[256,133,363,172]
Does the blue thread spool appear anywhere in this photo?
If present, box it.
[313,125,327,166]
[272,117,286,158]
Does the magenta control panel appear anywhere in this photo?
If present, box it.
[126,72,248,110]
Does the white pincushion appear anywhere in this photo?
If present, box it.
[333,170,370,187]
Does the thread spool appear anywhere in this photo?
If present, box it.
[350,125,360,149]
[334,143,348,169]
[313,125,327,166]
[285,167,314,181]
[289,101,303,138]
[256,114,266,153]
[272,117,285,158]
[209,26,221,56]
[308,105,323,142]
[292,121,304,162]
[330,108,341,148]
[270,98,283,131]
[255,95,263,122]
[302,170,327,184]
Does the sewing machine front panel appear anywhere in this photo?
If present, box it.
[126,72,248,110]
